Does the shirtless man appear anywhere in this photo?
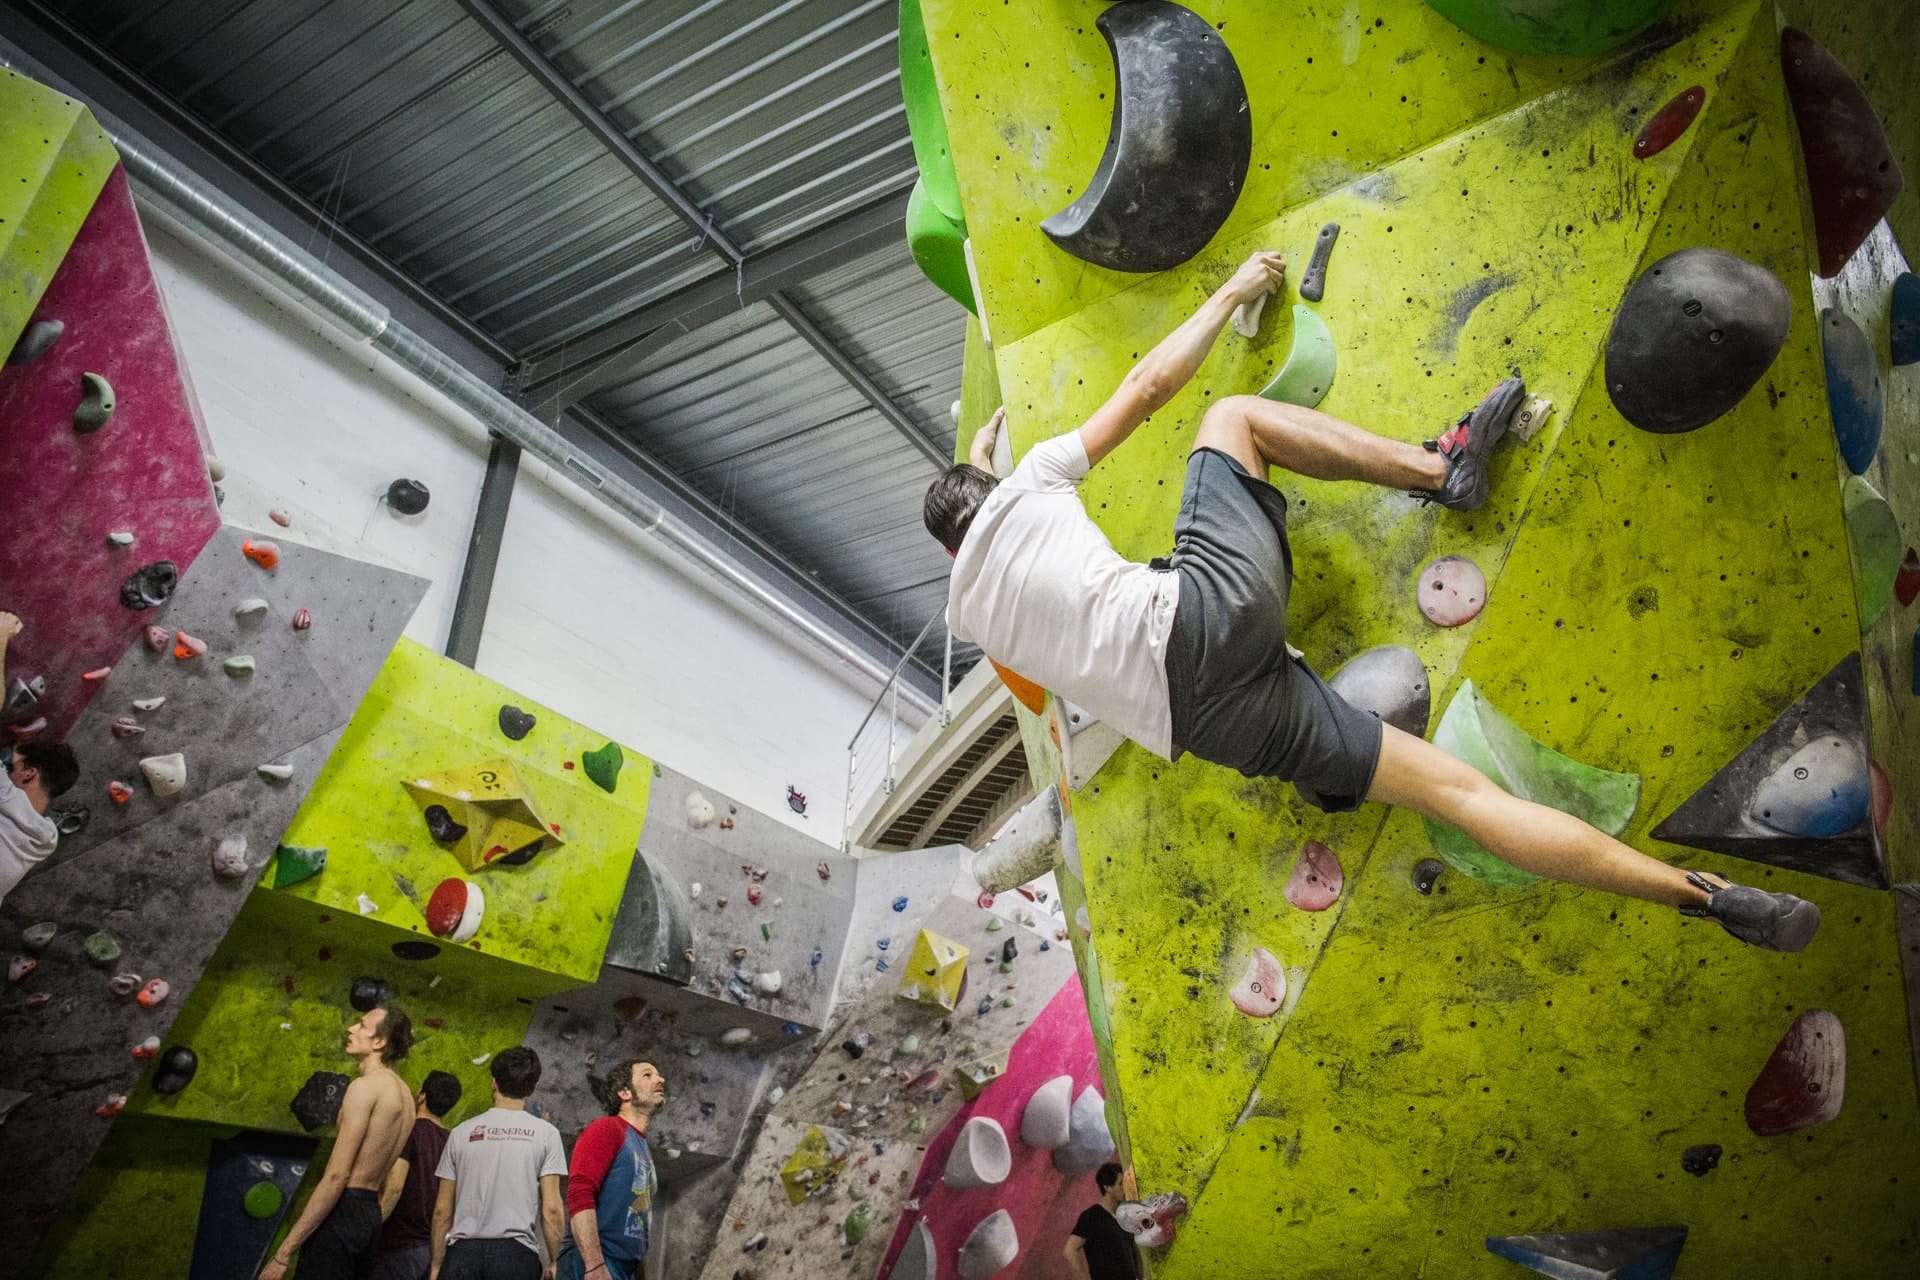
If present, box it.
[926,251,1818,952]
[262,1005,418,1279]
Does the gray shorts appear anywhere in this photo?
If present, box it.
[1163,448,1383,812]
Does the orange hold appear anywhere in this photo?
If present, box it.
[108,780,132,804]
[81,667,112,682]
[136,978,170,1008]
[242,539,281,570]
[173,632,207,659]
[990,659,1047,714]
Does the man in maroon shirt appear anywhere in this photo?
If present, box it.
[556,1060,666,1280]
[368,1070,464,1280]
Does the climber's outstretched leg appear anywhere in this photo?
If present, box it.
[1191,377,1525,511]
[1365,723,1821,951]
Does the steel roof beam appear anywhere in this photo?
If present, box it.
[515,189,910,409]
[453,0,943,466]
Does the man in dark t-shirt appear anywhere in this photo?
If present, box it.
[1065,1162,1140,1280]
[368,1069,463,1280]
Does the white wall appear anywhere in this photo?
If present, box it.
[147,221,913,833]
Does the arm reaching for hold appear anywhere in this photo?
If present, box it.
[1076,251,1286,470]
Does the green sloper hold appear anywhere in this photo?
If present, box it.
[1425,0,1677,58]
[844,1201,874,1246]
[582,742,624,794]
[908,177,976,314]
[272,844,328,889]
[898,0,965,227]
[1257,306,1337,409]
[242,1180,284,1220]
[1423,680,1640,886]
[1842,475,1900,632]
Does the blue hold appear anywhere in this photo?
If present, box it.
[1486,1226,1686,1280]
[1749,736,1870,837]
[1821,308,1883,474]
[810,946,822,968]
[891,896,908,912]
[876,937,891,950]
[1891,272,1920,366]
[784,1021,804,1036]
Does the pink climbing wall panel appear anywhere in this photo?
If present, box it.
[0,165,220,740]
[878,975,1103,1280]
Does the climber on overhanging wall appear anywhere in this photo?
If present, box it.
[0,610,80,910]
[924,253,1819,953]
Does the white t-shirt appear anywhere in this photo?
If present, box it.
[0,767,57,910]
[948,432,1179,758]
[437,1106,568,1255]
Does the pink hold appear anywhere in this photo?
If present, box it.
[746,884,763,906]
[1869,759,1892,835]
[25,991,52,1011]
[1283,841,1344,912]
[8,717,47,741]
[110,715,145,739]
[976,890,995,909]
[1230,947,1286,1018]
[291,608,312,632]
[269,508,292,527]
[817,860,832,882]
[8,955,36,984]
[1746,1009,1845,1136]
[144,625,170,652]
[1416,554,1487,627]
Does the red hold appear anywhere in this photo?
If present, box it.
[1746,1009,1845,1136]
[136,978,171,1008]
[291,608,313,632]
[1781,29,1905,277]
[107,780,132,804]
[1633,85,1704,159]
[1896,549,1920,608]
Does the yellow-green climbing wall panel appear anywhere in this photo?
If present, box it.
[921,0,1920,1273]
[924,0,1733,348]
[273,639,651,987]
[0,68,117,354]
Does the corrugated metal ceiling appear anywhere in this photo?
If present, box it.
[35,0,966,672]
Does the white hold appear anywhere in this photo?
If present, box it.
[1052,1085,1116,1175]
[1230,947,1286,1018]
[472,1052,492,1066]
[257,763,294,782]
[206,456,227,482]
[689,882,703,899]
[949,398,963,425]
[211,834,249,879]
[766,1085,784,1107]
[971,785,1064,893]
[233,597,270,620]
[139,753,187,797]
[944,1115,1012,1188]
[754,970,783,995]
[720,1027,753,1046]
[685,790,716,828]
[132,697,165,712]
[135,1035,160,1055]
[892,1220,938,1280]
[958,1209,1020,1279]
[1230,291,1268,338]
[1021,1074,1074,1148]
[356,893,378,915]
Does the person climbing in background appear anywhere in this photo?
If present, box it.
[1064,1162,1142,1280]
[369,1069,466,1280]
[430,1047,567,1280]
[0,610,79,911]
[925,251,1819,953]
[555,1059,666,1280]
[260,1005,418,1280]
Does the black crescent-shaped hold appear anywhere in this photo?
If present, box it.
[1041,1,1252,274]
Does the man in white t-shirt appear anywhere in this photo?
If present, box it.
[1,611,78,910]
[432,1047,567,1280]
[925,252,1818,954]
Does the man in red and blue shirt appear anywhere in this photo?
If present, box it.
[556,1060,665,1280]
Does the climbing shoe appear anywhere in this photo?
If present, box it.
[1412,374,1527,512]
[1678,870,1821,953]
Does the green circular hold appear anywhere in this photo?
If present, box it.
[242,1180,284,1219]
[1426,0,1677,58]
